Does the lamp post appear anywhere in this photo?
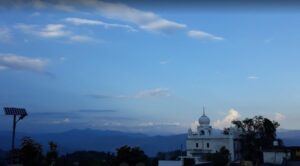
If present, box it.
[3,107,28,158]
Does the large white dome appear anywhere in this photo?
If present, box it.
[199,114,210,125]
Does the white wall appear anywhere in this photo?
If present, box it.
[263,151,290,165]
[186,137,236,160]
[158,160,182,166]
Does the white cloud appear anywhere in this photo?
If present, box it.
[65,17,136,31]
[134,88,170,98]
[63,118,71,123]
[38,24,70,38]
[52,118,71,124]
[188,30,224,41]
[213,109,241,129]
[138,122,180,127]
[0,53,48,73]
[274,112,285,121]
[15,23,70,38]
[190,120,199,131]
[16,23,95,43]
[159,60,169,65]
[0,27,12,43]
[54,3,76,12]
[89,88,171,100]
[30,12,41,16]
[59,56,66,62]
[116,88,171,99]
[247,76,259,80]
[69,35,94,42]
[84,0,186,34]
[65,17,107,25]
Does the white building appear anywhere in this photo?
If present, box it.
[185,110,241,164]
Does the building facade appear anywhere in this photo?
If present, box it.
[185,111,241,163]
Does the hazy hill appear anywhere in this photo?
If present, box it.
[277,130,300,146]
[0,129,299,156]
[0,129,186,156]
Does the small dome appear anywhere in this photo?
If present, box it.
[199,114,210,125]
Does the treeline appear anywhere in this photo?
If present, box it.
[0,137,184,166]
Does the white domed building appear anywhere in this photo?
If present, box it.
[185,110,242,164]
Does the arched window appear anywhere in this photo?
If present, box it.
[206,143,210,148]
[201,130,205,135]
[196,143,198,148]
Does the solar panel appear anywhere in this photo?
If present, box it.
[4,107,27,115]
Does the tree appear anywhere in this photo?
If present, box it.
[46,141,58,166]
[56,150,115,166]
[19,137,43,166]
[206,146,230,166]
[114,145,148,166]
[231,116,280,164]
[156,150,183,160]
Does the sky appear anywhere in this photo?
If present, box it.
[1,0,300,134]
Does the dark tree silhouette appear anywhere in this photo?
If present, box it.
[46,141,58,166]
[114,145,148,166]
[231,116,280,164]
[19,137,43,166]
[56,150,115,166]
[206,146,230,166]
[156,150,183,160]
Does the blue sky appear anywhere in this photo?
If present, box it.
[1,0,300,134]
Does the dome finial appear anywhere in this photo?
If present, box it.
[203,106,205,115]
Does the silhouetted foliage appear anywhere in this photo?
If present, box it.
[46,141,58,166]
[19,137,44,166]
[156,150,183,160]
[183,158,195,166]
[231,116,280,164]
[0,149,5,166]
[223,128,230,135]
[56,151,115,166]
[114,145,149,166]
[206,146,230,166]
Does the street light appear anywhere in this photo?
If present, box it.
[3,107,28,151]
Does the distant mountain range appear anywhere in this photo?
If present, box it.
[277,130,300,146]
[0,129,299,156]
[0,129,186,156]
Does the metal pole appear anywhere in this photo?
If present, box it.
[12,115,16,151]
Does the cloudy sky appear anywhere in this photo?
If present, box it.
[0,0,299,134]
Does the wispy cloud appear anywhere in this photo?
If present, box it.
[51,118,71,124]
[15,23,70,38]
[213,109,241,129]
[274,112,285,121]
[65,17,137,32]
[188,30,224,41]
[190,120,199,131]
[27,1,186,34]
[0,53,49,73]
[134,88,170,98]
[247,75,259,80]
[0,27,12,43]
[69,35,95,42]
[138,121,181,127]
[159,60,169,65]
[14,1,222,40]
[88,88,171,100]
[87,94,113,99]
[30,12,41,16]
[85,1,186,34]
[15,23,96,42]
[38,24,70,38]
[79,109,117,113]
